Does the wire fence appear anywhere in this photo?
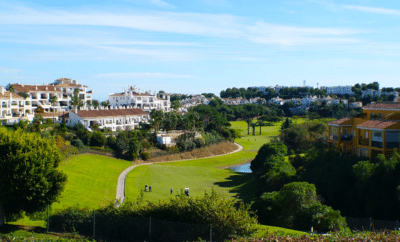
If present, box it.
[48,210,213,242]
[346,217,399,231]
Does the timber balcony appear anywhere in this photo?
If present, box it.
[340,134,353,141]
[359,138,369,146]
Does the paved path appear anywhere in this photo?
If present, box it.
[115,143,243,204]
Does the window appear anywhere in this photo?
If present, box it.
[373,131,382,138]
[365,131,368,139]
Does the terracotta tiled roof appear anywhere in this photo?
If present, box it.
[13,84,60,93]
[356,120,398,130]
[72,108,149,118]
[0,91,24,99]
[110,92,151,97]
[55,83,86,88]
[38,112,67,117]
[363,102,400,111]
[328,117,351,125]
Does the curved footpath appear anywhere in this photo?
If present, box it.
[115,143,244,204]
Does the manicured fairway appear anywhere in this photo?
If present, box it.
[52,154,132,210]
[124,120,287,204]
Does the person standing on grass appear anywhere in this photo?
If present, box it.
[149,186,152,192]
[145,184,148,191]
[170,188,173,194]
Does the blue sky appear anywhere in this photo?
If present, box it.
[1,0,400,100]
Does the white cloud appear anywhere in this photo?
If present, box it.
[95,73,195,79]
[150,0,174,8]
[0,66,23,74]
[0,3,364,46]
[343,5,400,16]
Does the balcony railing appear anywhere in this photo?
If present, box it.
[359,138,369,146]
[340,134,353,142]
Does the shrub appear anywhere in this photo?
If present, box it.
[46,118,53,124]
[50,190,257,241]
[194,138,205,148]
[71,139,84,149]
[90,131,106,147]
[140,151,151,161]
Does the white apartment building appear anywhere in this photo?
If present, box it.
[326,86,354,95]
[0,86,34,124]
[108,86,171,112]
[12,78,93,113]
[68,106,150,131]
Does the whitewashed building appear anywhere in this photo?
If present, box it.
[0,86,35,124]
[108,85,171,112]
[326,86,354,95]
[12,78,93,113]
[68,106,150,131]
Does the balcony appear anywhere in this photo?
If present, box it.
[329,134,338,141]
[359,138,369,146]
[371,141,383,148]
[340,134,353,142]
[386,142,400,149]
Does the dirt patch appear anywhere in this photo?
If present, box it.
[147,142,238,163]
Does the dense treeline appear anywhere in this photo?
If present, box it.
[195,98,284,121]
[220,86,327,101]
[251,120,400,231]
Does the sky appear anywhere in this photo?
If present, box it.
[1,0,400,100]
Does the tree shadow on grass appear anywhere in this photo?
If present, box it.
[214,172,258,204]
[0,224,46,234]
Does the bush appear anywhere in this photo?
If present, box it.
[90,131,106,147]
[71,139,84,149]
[46,118,53,124]
[194,138,205,148]
[141,151,151,161]
[50,190,257,241]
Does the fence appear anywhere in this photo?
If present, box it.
[49,211,214,242]
[346,217,399,231]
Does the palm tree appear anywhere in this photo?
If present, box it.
[101,101,108,108]
[49,96,58,113]
[70,88,83,111]
[250,122,257,136]
[150,109,164,135]
[245,118,252,135]
[256,120,265,135]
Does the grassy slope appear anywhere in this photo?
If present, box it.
[52,154,132,211]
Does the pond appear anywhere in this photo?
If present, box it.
[230,163,252,173]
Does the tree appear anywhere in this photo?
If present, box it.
[70,88,83,111]
[252,182,347,231]
[49,95,58,113]
[250,122,257,136]
[6,84,15,93]
[149,109,164,135]
[101,101,108,108]
[0,128,67,224]
[251,142,287,172]
[171,100,182,111]
[256,120,264,135]
[92,100,100,109]
[245,118,252,135]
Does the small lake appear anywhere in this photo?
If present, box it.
[230,163,252,173]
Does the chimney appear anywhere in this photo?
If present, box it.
[22,84,24,87]
[1,87,4,95]
[35,85,38,91]
[46,86,48,91]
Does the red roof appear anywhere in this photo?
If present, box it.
[72,108,149,118]
[356,120,398,130]
[13,84,59,92]
[363,102,400,111]
[328,117,351,126]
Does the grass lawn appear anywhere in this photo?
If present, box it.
[52,154,133,211]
